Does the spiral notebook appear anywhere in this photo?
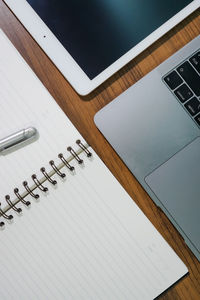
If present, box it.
[0,29,187,300]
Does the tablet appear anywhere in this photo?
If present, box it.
[4,0,199,95]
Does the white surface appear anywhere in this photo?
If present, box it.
[4,0,200,95]
[0,30,187,299]
[0,29,83,207]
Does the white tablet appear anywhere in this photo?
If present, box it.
[4,0,199,95]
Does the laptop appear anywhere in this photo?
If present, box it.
[94,35,200,261]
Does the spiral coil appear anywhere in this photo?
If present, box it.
[0,140,92,228]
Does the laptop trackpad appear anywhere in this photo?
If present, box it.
[145,137,200,253]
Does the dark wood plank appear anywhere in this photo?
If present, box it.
[0,1,200,298]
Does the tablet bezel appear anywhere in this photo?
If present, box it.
[4,0,200,95]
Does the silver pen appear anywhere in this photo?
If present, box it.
[0,127,37,153]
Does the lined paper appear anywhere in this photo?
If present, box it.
[0,152,187,300]
[0,29,187,299]
[0,29,82,207]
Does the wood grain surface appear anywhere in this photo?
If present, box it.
[0,1,200,299]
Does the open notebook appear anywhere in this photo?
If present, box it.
[0,29,187,300]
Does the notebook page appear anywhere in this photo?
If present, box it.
[0,150,187,300]
[0,29,187,299]
[0,29,83,205]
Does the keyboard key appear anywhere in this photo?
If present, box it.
[184,97,200,116]
[194,113,200,126]
[189,51,200,74]
[177,61,200,96]
[174,84,193,103]
[164,71,183,90]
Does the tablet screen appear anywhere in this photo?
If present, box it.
[27,0,193,79]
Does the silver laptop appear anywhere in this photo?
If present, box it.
[94,35,200,261]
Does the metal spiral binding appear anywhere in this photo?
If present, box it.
[76,140,92,157]
[67,146,83,164]
[23,181,40,199]
[32,174,48,192]
[0,140,91,227]
[0,202,13,227]
[5,195,22,214]
[14,188,31,207]
[49,160,66,178]
[40,167,57,185]
[58,153,74,171]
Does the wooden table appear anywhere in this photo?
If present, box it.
[0,1,199,299]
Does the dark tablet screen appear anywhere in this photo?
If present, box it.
[27,0,193,79]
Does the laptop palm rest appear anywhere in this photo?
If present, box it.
[145,137,200,254]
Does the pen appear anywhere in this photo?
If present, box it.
[0,127,37,153]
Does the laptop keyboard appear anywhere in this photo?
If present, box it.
[163,50,200,127]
